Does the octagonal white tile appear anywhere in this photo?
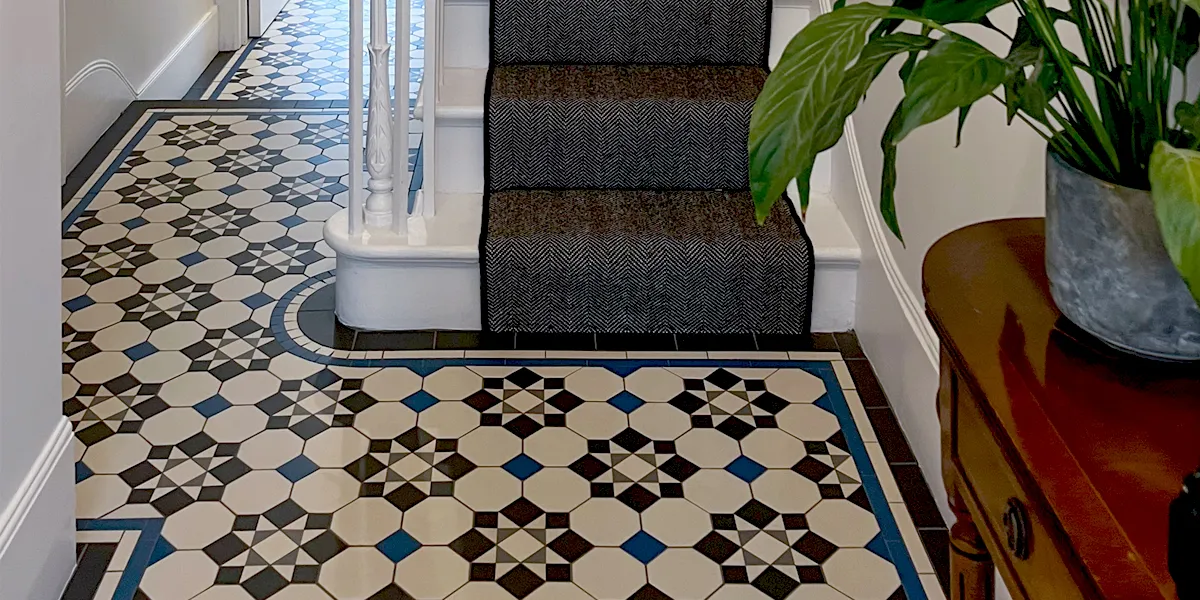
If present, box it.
[203,405,268,443]
[291,468,359,512]
[129,352,190,384]
[423,367,482,400]
[394,547,469,599]
[628,403,690,441]
[573,548,647,599]
[641,498,711,547]
[238,429,305,469]
[674,428,742,468]
[75,475,131,518]
[570,498,640,547]
[523,427,587,467]
[221,470,292,514]
[648,549,723,598]
[751,470,822,514]
[148,321,208,351]
[162,501,236,549]
[456,427,521,467]
[776,404,841,441]
[683,469,752,513]
[319,547,397,599]
[741,428,806,468]
[138,550,218,600]
[219,371,283,405]
[332,497,404,546]
[453,467,521,512]
[417,402,478,438]
[138,408,206,446]
[303,427,369,468]
[402,497,473,544]
[81,434,151,474]
[565,403,627,440]
[765,369,827,403]
[524,468,589,512]
[806,499,881,547]
[352,402,419,440]
[563,368,623,401]
[362,368,423,401]
[823,548,901,600]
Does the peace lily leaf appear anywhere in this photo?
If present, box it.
[1150,142,1200,305]
[878,35,1010,240]
[956,105,971,147]
[1177,102,1200,138]
[895,35,1012,143]
[776,33,937,217]
[748,3,891,223]
[872,0,1007,37]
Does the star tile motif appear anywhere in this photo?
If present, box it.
[118,434,248,515]
[343,427,476,506]
[464,368,584,438]
[667,369,790,440]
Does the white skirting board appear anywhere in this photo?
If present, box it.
[0,417,76,600]
[61,6,219,178]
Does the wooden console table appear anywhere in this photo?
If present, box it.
[923,218,1199,599]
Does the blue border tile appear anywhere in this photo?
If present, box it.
[77,518,166,600]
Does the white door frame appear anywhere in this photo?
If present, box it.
[216,0,249,50]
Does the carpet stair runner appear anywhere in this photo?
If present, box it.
[481,0,815,333]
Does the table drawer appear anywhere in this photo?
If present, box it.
[955,391,1092,600]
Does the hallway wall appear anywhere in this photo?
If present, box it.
[826,6,1045,517]
[61,0,219,177]
[1,0,77,595]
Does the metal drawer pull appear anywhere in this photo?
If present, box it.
[1003,497,1031,560]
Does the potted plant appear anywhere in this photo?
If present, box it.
[750,0,1200,360]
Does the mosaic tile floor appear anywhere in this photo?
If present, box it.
[203,0,424,101]
[61,2,947,598]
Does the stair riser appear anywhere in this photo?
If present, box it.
[440,0,812,70]
[488,98,753,190]
[492,0,769,65]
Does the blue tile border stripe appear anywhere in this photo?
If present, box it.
[77,518,166,600]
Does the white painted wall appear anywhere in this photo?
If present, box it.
[0,0,77,595]
[824,5,1045,515]
[61,0,219,177]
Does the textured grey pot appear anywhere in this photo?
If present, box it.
[1046,151,1200,361]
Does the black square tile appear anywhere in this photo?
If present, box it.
[617,484,659,512]
[835,332,865,358]
[736,500,779,528]
[919,528,950,596]
[628,584,671,600]
[450,530,496,561]
[242,566,289,600]
[847,360,889,407]
[676,333,756,351]
[435,454,477,479]
[694,531,738,563]
[354,331,435,351]
[715,417,754,440]
[867,408,917,463]
[611,428,651,452]
[595,333,677,351]
[435,331,515,350]
[470,563,496,581]
[264,499,306,527]
[892,464,945,528]
[792,532,837,563]
[501,498,544,527]
[514,332,595,351]
[301,530,347,563]
[296,310,356,350]
[547,530,593,562]
[752,567,800,600]
[756,333,839,352]
[496,564,544,598]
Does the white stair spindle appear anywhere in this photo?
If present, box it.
[364,0,394,230]
[348,0,365,237]
[392,0,410,235]
[419,0,436,218]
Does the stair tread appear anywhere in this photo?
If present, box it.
[491,65,767,102]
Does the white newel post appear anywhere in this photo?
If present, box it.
[364,0,395,230]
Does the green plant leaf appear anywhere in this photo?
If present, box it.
[895,35,1012,144]
[1149,141,1200,305]
[1178,102,1200,138]
[748,3,891,222]
[956,105,971,147]
[1006,16,1042,67]
[875,35,1009,242]
[871,0,1007,38]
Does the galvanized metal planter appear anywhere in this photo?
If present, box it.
[1046,152,1200,361]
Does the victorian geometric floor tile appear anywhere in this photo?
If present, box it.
[63,9,946,597]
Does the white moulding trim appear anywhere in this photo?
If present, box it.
[0,417,74,557]
[63,6,218,98]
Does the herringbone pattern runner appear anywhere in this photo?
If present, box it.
[482,0,815,333]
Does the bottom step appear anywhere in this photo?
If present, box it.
[324,193,859,332]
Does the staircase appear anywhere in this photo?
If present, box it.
[328,0,862,333]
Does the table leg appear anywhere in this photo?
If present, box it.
[950,482,994,600]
